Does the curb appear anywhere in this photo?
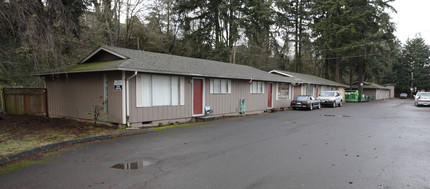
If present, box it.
[0,128,154,166]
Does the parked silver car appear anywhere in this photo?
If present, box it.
[318,91,343,108]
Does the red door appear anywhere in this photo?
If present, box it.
[193,79,203,115]
[267,83,272,108]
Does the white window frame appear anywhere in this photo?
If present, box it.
[304,84,314,96]
[136,74,185,107]
[250,81,265,94]
[276,83,289,100]
[210,78,231,94]
[289,85,293,100]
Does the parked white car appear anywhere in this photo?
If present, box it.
[414,92,430,106]
[317,91,343,108]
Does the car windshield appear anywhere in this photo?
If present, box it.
[320,92,335,97]
[419,92,430,96]
[296,96,308,101]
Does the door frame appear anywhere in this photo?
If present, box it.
[192,77,205,116]
[267,82,273,109]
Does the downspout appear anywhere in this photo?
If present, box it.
[126,71,138,127]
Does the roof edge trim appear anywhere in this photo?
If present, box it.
[269,70,295,78]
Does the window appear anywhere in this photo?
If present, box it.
[305,85,314,96]
[250,81,264,94]
[321,86,337,92]
[136,74,185,107]
[277,83,289,100]
[210,79,231,94]
[321,86,327,92]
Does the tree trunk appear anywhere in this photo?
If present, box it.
[167,0,171,36]
[349,62,353,89]
[325,58,329,79]
[357,61,364,93]
[114,0,120,46]
[335,57,340,82]
[294,6,299,72]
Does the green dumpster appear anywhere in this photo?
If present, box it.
[359,93,369,102]
[345,90,359,102]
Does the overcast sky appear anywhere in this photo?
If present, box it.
[389,0,430,45]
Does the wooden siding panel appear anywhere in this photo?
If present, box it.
[363,89,377,100]
[294,86,301,98]
[107,72,123,123]
[272,83,292,108]
[205,79,268,115]
[129,75,192,123]
[339,87,345,101]
[46,71,123,123]
[127,75,289,123]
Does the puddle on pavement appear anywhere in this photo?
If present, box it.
[321,115,351,118]
[322,114,336,117]
[112,160,156,170]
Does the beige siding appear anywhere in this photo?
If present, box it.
[363,89,377,100]
[294,86,301,98]
[363,89,390,100]
[385,85,395,98]
[129,76,274,123]
[376,89,390,100]
[339,87,345,101]
[204,79,268,115]
[273,83,292,108]
[128,75,192,123]
[45,71,123,123]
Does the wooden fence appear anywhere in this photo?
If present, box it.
[1,88,48,116]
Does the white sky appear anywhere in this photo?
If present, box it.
[389,0,430,45]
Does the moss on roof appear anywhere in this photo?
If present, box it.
[70,60,123,71]
[36,60,126,75]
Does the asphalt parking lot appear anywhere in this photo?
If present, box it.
[1,98,429,189]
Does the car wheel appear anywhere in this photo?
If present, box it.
[309,105,313,111]
[339,101,342,107]
[293,107,296,110]
[332,101,336,108]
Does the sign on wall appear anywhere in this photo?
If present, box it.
[114,80,123,91]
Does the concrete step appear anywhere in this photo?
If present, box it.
[194,116,217,122]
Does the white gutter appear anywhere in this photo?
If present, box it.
[122,71,126,125]
[125,71,138,127]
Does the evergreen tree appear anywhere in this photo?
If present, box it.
[402,36,430,92]
[310,0,395,92]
